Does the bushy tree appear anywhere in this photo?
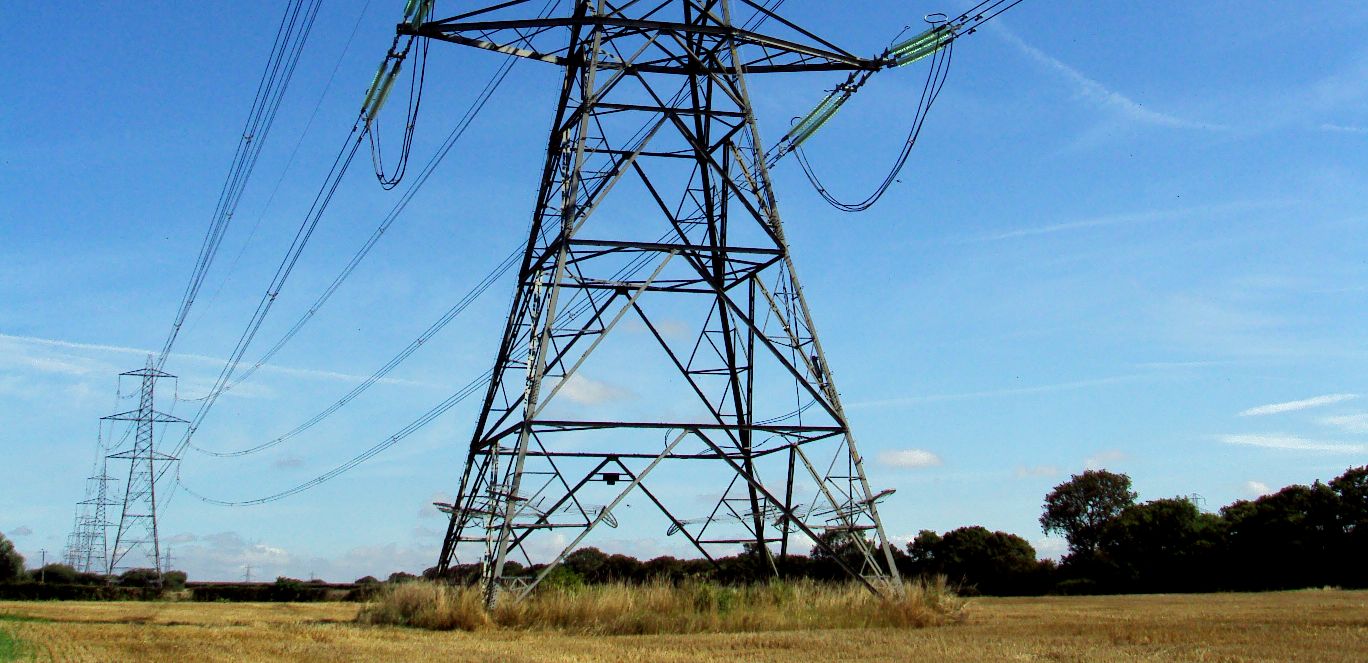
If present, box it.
[1222,481,1343,590]
[1331,466,1368,586]
[1099,497,1222,592]
[0,533,23,583]
[1040,469,1137,558]
[386,571,419,584]
[563,547,609,582]
[906,526,1043,595]
[118,568,162,587]
[36,563,78,585]
[163,570,188,590]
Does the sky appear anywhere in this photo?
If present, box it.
[2,1,1367,581]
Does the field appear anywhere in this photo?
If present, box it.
[0,590,1365,661]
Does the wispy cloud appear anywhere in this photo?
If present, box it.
[558,374,632,406]
[1320,123,1368,135]
[964,200,1290,243]
[1218,433,1366,454]
[0,332,433,388]
[879,449,942,469]
[1085,450,1126,470]
[848,375,1144,409]
[1243,480,1272,497]
[8,526,32,537]
[994,26,1227,131]
[1320,413,1368,434]
[1238,394,1358,417]
[1014,465,1059,479]
[272,455,305,470]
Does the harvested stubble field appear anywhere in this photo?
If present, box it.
[0,589,1365,662]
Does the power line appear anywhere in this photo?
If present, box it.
[168,0,900,506]
[189,246,518,457]
[189,0,378,329]
[167,120,370,466]
[179,51,524,406]
[156,0,325,369]
[794,39,954,212]
[176,371,492,506]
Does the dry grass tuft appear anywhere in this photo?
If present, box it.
[358,578,964,634]
[356,582,491,631]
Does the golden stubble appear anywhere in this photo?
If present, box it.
[2,588,1366,662]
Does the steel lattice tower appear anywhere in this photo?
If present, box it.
[63,458,118,573]
[407,0,902,604]
[103,360,185,577]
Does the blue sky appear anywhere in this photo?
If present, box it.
[2,1,1367,581]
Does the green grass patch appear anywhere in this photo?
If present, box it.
[0,614,49,623]
[0,626,31,662]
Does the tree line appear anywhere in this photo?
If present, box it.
[4,464,1362,597]
[425,465,1367,596]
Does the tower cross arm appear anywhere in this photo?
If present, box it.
[399,15,881,73]
[101,409,189,424]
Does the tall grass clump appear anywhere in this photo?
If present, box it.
[359,577,964,634]
[357,581,490,631]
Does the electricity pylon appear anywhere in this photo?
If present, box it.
[103,359,185,578]
[405,0,902,605]
[63,458,118,573]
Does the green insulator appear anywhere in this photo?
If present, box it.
[403,0,419,20]
[413,0,431,24]
[894,39,948,67]
[790,95,848,148]
[361,61,388,112]
[369,62,403,118]
[789,94,840,138]
[890,27,942,56]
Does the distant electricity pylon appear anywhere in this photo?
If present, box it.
[62,457,118,573]
[398,0,905,606]
[103,359,185,579]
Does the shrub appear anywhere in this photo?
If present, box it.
[34,564,78,585]
[359,578,964,634]
[0,534,23,583]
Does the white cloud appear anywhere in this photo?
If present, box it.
[849,375,1144,409]
[1238,394,1358,416]
[878,449,942,469]
[1084,450,1126,470]
[1243,480,1272,497]
[1218,433,1367,454]
[1032,536,1068,561]
[418,491,454,519]
[1321,123,1368,134]
[273,455,305,470]
[1319,413,1368,434]
[994,26,1226,131]
[558,374,632,406]
[1014,465,1060,479]
[0,332,433,389]
[967,200,1289,243]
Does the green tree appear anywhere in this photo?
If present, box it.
[1330,465,1368,530]
[1222,481,1342,590]
[118,568,162,587]
[0,534,25,583]
[906,526,1042,595]
[905,530,942,569]
[163,570,188,590]
[36,563,78,585]
[1040,469,1137,558]
[1099,497,1223,591]
[563,547,609,582]
[1331,466,1368,587]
